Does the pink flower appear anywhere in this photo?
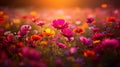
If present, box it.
[91,27,100,32]
[37,21,45,26]
[79,36,92,46]
[65,37,74,42]
[52,19,69,29]
[20,25,32,31]
[61,29,73,38]
[69,47,78,54]
[18,25,32,37]
[56,42,66,48]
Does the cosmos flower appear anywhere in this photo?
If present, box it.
[18,30,28,37]
[56,42,66,48]
[37,21,45,27]
[42,28,55,37]
[18,25,32,37]
[107,17,116,22]
[94,39,119,53]
[52,19,69,29]
[0,17,5,24]
[102,39,119,48]
[30,34,42,41]
[22,47,41,61]
[86,17,94,23]
[79,36,92,46]
[13,18,20,24]
[6,35,14,42]
[65,37,74,42]
[92,33,105,40]
[83,50,95,57]
[61,29,73,38]
[16,42,24,48]
[31,17,39,22]
[20,25,32,31]
[91,27,99,32]
[73,27,84,35]
[69,47,78,54]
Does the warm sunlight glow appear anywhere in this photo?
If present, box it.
[40,0,77,8]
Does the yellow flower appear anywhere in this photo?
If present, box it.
[42,28,55,37]
[13,19,20,24]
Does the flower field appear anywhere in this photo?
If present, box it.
[0,8,120,67]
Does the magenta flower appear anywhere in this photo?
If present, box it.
[86,17,94,23]
[92,33,105,40]
[6,35,14,42]
[94,39,119,53]
[91,27,100,32]
[52,19,69,29]
[102,39,119,48]
[18,30,28,37]
[56,42,66,48]
[79,36,92,46]
[22,47,41,61]
[61,29,73,38]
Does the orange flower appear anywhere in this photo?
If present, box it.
[73,27,84,35]
[42,28,55,37]
[84,50,95,57]
[31,34,42,41]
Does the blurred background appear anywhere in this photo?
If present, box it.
[0,0,119,8]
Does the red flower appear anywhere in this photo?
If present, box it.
[31,34,42,41]
[16,42,24,48]
[0,17,5,24]
[107,17,116,22]
[84,50,95,57]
